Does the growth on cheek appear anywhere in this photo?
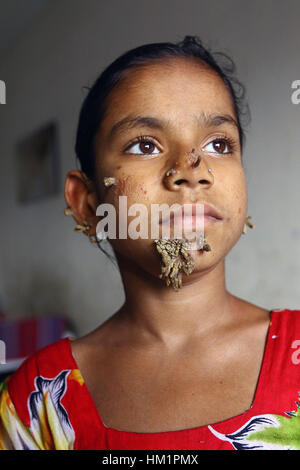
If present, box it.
[112,175,135,198]
[103,176,117,187]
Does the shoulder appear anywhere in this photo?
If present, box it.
[0,337,82,449]
[268,308,300,354]
[8,337,75,394]
[6,337,80,429]
[271,307,300,327]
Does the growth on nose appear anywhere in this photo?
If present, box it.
[192,156,201,168]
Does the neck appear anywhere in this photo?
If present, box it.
[115,253,236,348]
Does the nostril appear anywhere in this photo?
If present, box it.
[174,179,188,185]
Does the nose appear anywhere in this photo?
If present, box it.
[164,151,214,191]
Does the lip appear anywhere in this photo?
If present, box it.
[172,214,220,232]
[159,203,223,225]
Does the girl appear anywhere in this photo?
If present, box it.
[1,35,300,450]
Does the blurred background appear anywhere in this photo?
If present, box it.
[0,0,300,377]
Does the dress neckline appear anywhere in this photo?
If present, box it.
[65,309,276,435]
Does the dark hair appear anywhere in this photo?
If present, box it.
[74,35,250,261]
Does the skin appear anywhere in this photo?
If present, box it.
[64,58,270,432]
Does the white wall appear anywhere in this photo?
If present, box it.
[0,0,300,336]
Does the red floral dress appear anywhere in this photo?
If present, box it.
[1,308,300,450]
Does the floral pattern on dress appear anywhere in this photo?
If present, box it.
[0,370,77,450]
[208,392,300,450]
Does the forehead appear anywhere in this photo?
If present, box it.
[103,58,236,125]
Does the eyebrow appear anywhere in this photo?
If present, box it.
[108,112,239,139]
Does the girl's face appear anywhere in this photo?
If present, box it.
[93,58,247,283]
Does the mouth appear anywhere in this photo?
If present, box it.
[159,203,223,228]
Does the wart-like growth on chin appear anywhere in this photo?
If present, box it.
[202,241,211,251]
[154,237,212,291]
[154,238,195,291]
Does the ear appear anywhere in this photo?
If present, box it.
[64,170,100,236]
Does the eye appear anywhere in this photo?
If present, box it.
[202,137,236,155]
[124,136,161,155]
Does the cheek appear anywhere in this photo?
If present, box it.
[108,175,154,233]
[113,175,133,201]
[103,174,157,264]
[221,167,247,215]
[112,175,148,206]
[235,173,248,214]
